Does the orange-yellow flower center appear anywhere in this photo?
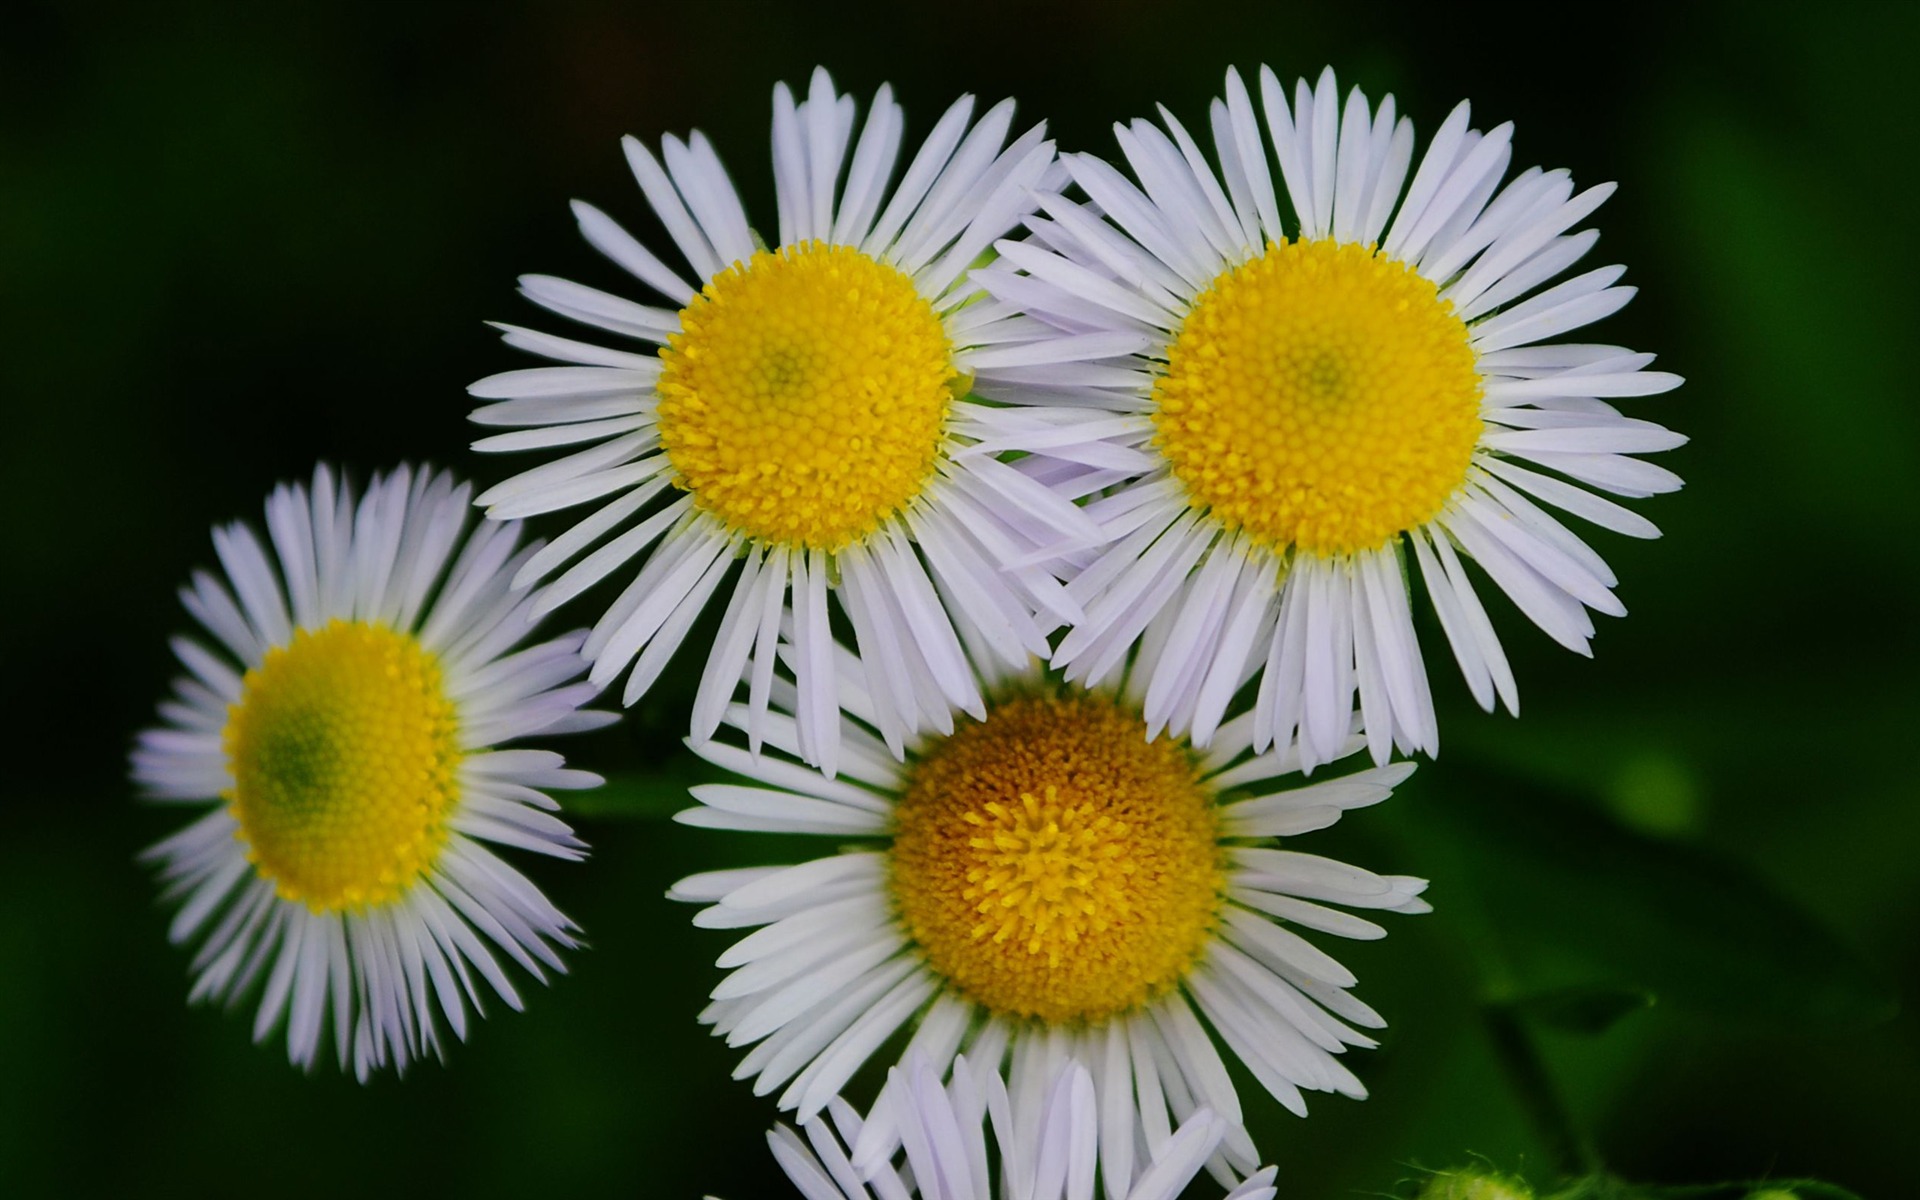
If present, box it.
[888,691,1226,1023]
[655,241,960,551]
[223,620,461,912]
[1152,238,1483,556]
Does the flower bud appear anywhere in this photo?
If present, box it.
[1417,1168,1536,1200]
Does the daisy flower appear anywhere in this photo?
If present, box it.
[732,1051,1279,1200]
[131,465,612,1078]
[976,66,1686,770]
[468,66,1106,777]
[669,649,1426,1183]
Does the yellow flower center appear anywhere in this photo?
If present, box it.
[655,240,960,551]
[222,620,462,912]
[888,691,1226,1024]
[1152,238,1483,557]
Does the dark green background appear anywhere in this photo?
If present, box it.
[2,1,1913,1196]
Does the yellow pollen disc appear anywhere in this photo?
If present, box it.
[222,620,462,912]
[1153,238,1484,557]
[655,240,960,551]
[888,691,1226,1023]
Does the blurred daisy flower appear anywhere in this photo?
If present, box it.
[670,649,1424,1180]
[731,1052,1278,1200]
[469,66,1107,777]
[978,66,1685,770]
[132,466,612,1078]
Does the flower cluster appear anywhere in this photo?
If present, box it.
[132,64,1681,1197]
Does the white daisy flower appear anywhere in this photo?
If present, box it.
[669,650,1426,1185]
[131,465,613,1079]
[727,1051,1279,1200]
[975,65,1687,770]
[469,66,1105,777]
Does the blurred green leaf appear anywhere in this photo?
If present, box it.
[565,771,697,820]
[1630,1182,1863,1200]
[1411,765,1897,1032]
[1505,985,1655,1036]
[1413,1170,1864,1200]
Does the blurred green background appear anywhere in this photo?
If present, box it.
[2,1,1914,1196]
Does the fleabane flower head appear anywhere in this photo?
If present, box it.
[669,646,1426,1188]
[723,1052,1279,1200]
[132,465,613,1078]
[469,66,1108,778]
[977,66,1687,770]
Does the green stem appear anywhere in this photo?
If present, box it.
[1483,1003,1602,1178]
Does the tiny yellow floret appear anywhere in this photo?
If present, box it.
[223,620,461,912]
[1154,238,1483,557]
[889,691,1226,1023]
[656,240,959,551]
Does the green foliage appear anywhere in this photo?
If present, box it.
[1504,985,1656,1037]
[1411,1169,1861,1200]
[1542,1175,1862,1200]
[1408,763,1897,1033]
[566,768,704,820]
